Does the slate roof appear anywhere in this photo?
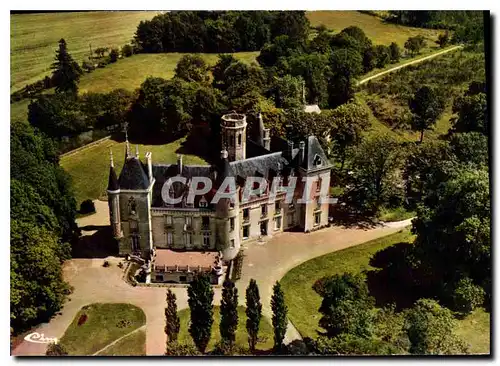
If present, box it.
[108,166,119,191]
[151,164,213,207]
[301,135,330,171]
[118,157,150,190]
[229,152,289,179]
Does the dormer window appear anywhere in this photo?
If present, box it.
[199,197,208,208]
[313,154,323,167]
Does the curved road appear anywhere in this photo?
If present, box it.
[357,45,463,86]
[12,201,413,356]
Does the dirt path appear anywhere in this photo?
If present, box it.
[11,199,413,356]
[357,45,463,86]
[93,325,146,356]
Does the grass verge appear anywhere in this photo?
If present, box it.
[58,303,146,355]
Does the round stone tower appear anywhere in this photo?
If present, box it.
[221,113,247,162]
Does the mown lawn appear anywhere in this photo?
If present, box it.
[10,11,159,93]
[281,229,415,340]
[306,11,442,47]
[60,137,208,205]
[280,229,490,354]
[58,303,146,355]
[176,306,274,352]
[98,329,146,356]
[79,52,259,94]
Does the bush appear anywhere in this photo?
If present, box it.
[122,44,134,57]
[452,277,485,314]
[109,48,119,63]
[231,250,245,281]
[314,334,401,355]
[46,343,68,356]
[79,199,96,214]
[81,61,95,73]
[103,260,110,268]
[117,319,132,328]
[165,341,201,356]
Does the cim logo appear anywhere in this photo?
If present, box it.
[24,332,58,344]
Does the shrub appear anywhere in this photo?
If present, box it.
[77,314,88,326]
[117,319,132,328]
[103,260,110,268]
[165,341,201,356]
[117,262,124,269]
[452,277,485,314]
[46,343,68,356]
[79,199,96,214]
[109,48,119,63]
[122,44,134,57]
[81,61,95,73]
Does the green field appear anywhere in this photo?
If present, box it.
[10,11,159,92]
[306,11,442,47]
[79,52,259,94]
[58,303,146,355]
[280,229,490,354]
[176,306,274,352]
[60,137,208,205]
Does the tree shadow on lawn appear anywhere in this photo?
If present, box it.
[72,226,119,258]
[329,204,379,230]
[365,242,436,311]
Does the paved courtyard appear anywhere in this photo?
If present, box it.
[12,200,412,356]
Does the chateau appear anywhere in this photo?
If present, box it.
[107,112,332,284]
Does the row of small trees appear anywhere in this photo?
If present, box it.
[164,276,288,355]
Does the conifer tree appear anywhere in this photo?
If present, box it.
[220,279,239,348]
[187,273,214,353]
[165,289,180,344]
[271,281,288,352]
[245,279,262,352]
[51,38,83,95]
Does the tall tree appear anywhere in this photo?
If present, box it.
[271,281,288,352]
[165,289,180,344]
[174,54,210,83]
[451,89,488,136]
[347,133,403,211]
[51,38,83,95]
[245,279,262,352]
[220,279,239,348]
[409,86,446,142]
[389,42,401,63]
[187,274,214,353]
[328,99,371,171]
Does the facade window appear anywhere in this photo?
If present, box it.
[313,154,323,167]
[180,276,187,282]
[202,216,210,229]
[275,201,281,214]
[261,204,267,217]
[230,239,235,248]
[166,215,172,225]
[317,198,322,210]
[238,134,242,146]
[288,213,295,227]
[243,208,249,221]
[130,220,138,233]
[314,212,321,226]
[230,217,235,231]
[199,198,208,208]
[203,233,210,248]
[128,197,137,215]
[185,233,192,247]
[167,232,173,246]
[316,177,322,192]
[274,216,281,230]
[155,275,163,282]
[243,225,249,239]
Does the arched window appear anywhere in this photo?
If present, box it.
[313,154,323,167]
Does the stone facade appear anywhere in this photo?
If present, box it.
[107,112,332,284]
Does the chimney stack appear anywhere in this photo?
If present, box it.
[145,152,153,183]
[299,141,305,165]
[177,154,183,175]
